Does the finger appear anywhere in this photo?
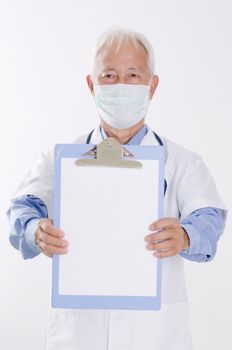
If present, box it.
[144,228,175,243]
[146,238,176,252]
[153,247,178,259]
[38,228,69,248]
[148,218,178,231]
[38,240,68,257]
[39,219,65,238]
[36,241,52,258]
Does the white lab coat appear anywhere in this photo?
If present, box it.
[13,124,226,350]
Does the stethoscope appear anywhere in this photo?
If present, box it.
[86,129,167,196]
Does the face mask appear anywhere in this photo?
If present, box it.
[94,83,150,129]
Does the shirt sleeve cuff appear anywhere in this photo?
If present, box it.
[24,218,41,255]
[180,223,202,255]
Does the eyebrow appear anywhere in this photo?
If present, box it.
[102,67,140,72]
[102,68,116,72]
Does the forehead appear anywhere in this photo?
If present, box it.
[95,40,149,71]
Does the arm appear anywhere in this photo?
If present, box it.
[7,195,48,259]
[180,207,226,262]
[144,152,227,261]
[7,195,69,259]
[144,207,226,262]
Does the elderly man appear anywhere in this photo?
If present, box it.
[7,28,226,350]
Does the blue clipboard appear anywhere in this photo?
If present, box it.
[52,139,165,310]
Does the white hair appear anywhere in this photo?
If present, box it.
[91,27,155,76]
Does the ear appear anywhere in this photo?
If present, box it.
[86,75,95,96]
[149,75,159,100]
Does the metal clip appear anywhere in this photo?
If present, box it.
[75,138,142,169]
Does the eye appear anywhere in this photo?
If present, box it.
[102,73,116,80]
[129,73,140,79]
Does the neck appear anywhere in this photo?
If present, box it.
[100,118,145,144]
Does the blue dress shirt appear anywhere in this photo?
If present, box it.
[7,124,226,261]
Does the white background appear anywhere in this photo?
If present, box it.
[0,0,231,349]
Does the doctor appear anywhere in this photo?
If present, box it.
[7,28,227,350]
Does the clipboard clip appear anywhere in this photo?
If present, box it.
[75,138,142,169]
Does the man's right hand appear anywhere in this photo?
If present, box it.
[35,218,69,258]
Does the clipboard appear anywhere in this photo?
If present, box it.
[52,138,165,310]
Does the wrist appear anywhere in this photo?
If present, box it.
[181,227,190,251]
[25,218,42,254]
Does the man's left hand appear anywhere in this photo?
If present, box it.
[144,218,190,258]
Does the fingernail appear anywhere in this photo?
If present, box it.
[149,224,155,230]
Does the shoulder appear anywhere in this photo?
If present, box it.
[73,132,89,144]
[161,136,203,174]
[41,132,90,162]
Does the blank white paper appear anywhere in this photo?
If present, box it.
[59,159,159,296]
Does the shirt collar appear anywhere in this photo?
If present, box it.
[100,124,148,145]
